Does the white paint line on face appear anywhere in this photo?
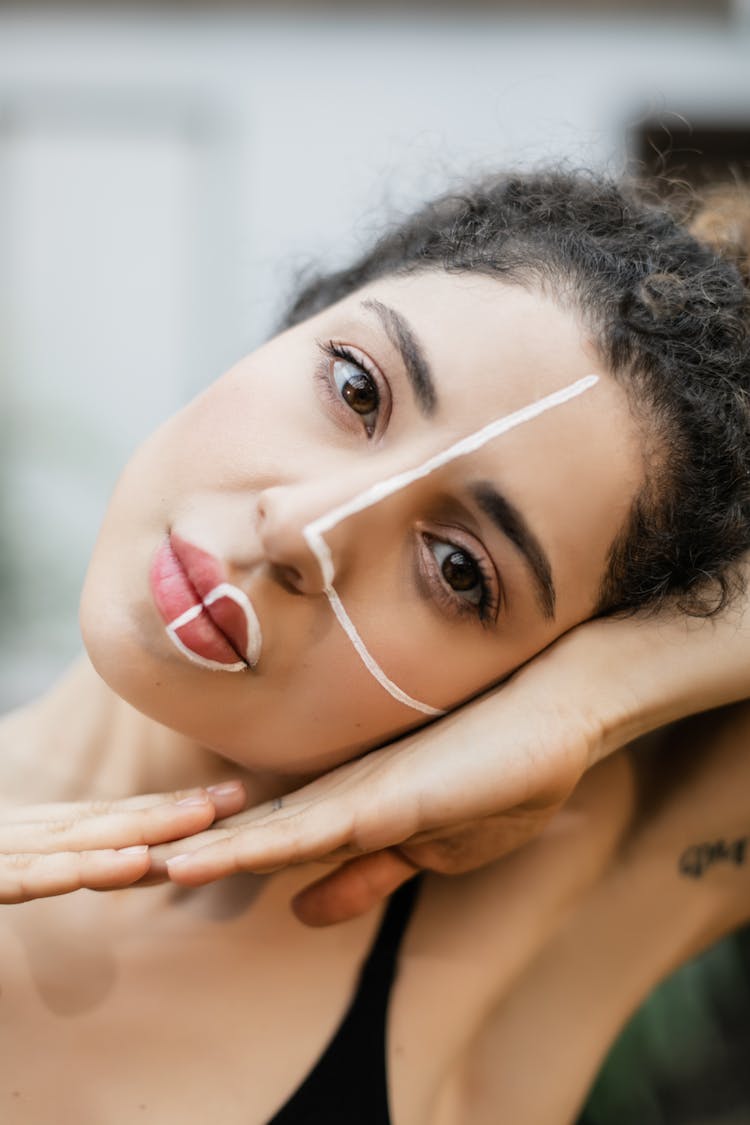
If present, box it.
[166,582,262,672]
[324,585,445,717]
[304,374,599,715]
[309,375,600,544]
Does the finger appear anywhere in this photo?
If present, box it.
[0,781,246,825]
[0,785,245,854]
[155,837,353,883]
[149,831,247,880]
[163,788,370,884]
[0,846,151,904]
[163,810,366,885]
[164,757,426,886]
[291,850,419,927]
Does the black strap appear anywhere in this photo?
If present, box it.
[267,877,422,1124]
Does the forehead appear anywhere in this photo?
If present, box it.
[317,271,642,625]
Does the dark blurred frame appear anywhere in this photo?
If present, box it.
[631,118,750,191]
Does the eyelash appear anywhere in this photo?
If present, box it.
[419,530,500,626]
[314,337,500,626]
[314,340,388,439]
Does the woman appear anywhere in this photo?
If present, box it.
[1,171,749,1123]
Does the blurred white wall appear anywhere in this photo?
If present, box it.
[1,5,749,707]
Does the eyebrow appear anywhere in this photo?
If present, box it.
[471,482,556,619]
[361,298,438,417]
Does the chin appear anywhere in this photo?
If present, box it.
[80,591,341,775]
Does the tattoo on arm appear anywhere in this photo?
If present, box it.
[678,836,748,879]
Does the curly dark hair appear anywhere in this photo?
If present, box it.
[280,171,750,617]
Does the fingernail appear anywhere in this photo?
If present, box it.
[206,781,243,797]
[165,853,191,867]
[118,845,149,855]
[176,794,210,807]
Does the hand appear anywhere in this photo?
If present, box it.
[0,782,245,904]
[161,644,603,921]
[163,589,750,925]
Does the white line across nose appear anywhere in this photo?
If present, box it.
[303,374,599,716]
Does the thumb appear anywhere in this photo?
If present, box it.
[291,849,419,927]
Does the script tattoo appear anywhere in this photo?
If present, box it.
[678,836,748,879]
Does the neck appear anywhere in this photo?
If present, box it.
[1,655,297,809]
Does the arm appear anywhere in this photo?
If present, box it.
[455,702,750,1125]
[162,580,750,922]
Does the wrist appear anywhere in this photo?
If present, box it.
[536,604,750,768]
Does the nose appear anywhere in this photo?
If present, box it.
[256,450,432,595]
[256,481,339,595]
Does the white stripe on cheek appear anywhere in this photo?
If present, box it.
[304,374,599,715]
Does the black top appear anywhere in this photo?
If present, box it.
[266,877,750,1125]
[267,878,421,1125]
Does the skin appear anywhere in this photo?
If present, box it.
[80,272,641,781]
[436,708,750,1125]
[3,695,750,1123]
[1,270,748,1122]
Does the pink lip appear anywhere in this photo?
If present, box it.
[149,535,249,668]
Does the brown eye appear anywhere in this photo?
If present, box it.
[441,549,480,594]
[334,360,379,416]
[428,538,485,608]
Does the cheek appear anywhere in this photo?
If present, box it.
[174,345,328,478]
[113,346,317,503]
[295,565,553,728]
[353,609,555,715]
[178,635,433,776]
[247,651,426,771]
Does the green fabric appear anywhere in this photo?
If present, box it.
[578,927,750,1125]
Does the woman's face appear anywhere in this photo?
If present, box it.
[81,272,642,775]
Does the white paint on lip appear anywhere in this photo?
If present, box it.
[165,582,263,673]
[203,581,263,666]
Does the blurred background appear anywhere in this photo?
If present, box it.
[1,0,749,709]
[3,7,750,1121]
